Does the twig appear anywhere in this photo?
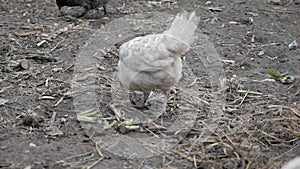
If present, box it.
[14,31,41,37]
[263,117,300,122]
[237,90,262,95]
[267,105,300,117]
[50,111,57,126]
[221,59,235,65]
[97,74,113,84]
[36,40,47,47]
[289,108,300,118]
[87,142,104,169]
[233,92,248,108]
[193,154,197,168]
[0,86,12,94]
[187,78,198,87]
[245,159,252,169]
[259,8,297,14]
[54,151,95,167]
[63,64,74,72]
[26,53,57,62]
[171,149,202,164]
[109,103,124,121]
[183,95,209,106]
[50,38,65,53]
[279,126,300,137]
[53,95,66,107]
[260,131,282,141]
[45,77,52,87]
[62,151,94,161]
[273,145,299,160]
[222,133,238,147]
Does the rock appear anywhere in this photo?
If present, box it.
[13,59,29,71]
[288,40,297,50]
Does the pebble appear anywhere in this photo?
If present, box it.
[29,143,37,147]
[258,50,265,56]
[205,1,212,5]
[288,40,297,50]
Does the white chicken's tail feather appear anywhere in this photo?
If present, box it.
[163,11,199,47]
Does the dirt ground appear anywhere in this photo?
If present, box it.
[0,0,299,169]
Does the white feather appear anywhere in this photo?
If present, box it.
[117,12,199,113]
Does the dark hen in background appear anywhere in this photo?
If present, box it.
[56,0,109,15]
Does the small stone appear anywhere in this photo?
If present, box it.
[29,143,37,147]
[240,17,254,25]
[257,50,265,56]
[288,40,298,50]
[60,117,67,124]
[13,59,29,71]
[20,60,29,70]
[205,1,212,5]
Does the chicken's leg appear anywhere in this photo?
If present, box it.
[103,4,107,15]
[161,90,170,116]
[130,91,150,109]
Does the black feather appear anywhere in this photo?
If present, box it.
[56,0,110,15]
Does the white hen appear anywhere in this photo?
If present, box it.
[118,12,199,115]
[282,157,300,169]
